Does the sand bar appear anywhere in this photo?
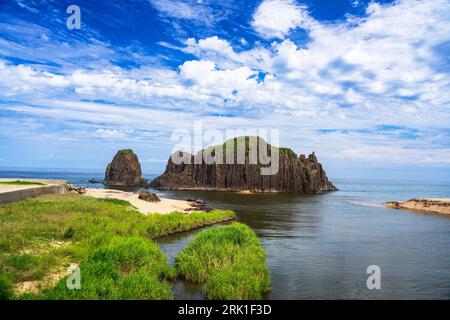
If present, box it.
[385,198,450,216]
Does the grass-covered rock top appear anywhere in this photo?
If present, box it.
[175,222,270,300]
[117,149,134,156]
[0,195,238,300]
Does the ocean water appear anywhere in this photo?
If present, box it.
[1,168,450,299]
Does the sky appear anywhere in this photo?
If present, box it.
[0,0,449,179]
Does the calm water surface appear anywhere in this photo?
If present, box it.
[1,169,450,299]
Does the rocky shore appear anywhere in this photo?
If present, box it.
[385,198,450,216]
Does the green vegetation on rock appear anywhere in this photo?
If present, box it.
[277,147,297,160]
[175,222,270,300]
[201,136,298,161]
[117,149,134,156]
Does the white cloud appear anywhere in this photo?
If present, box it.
[95,129,127,139]
[1,0,450,167]
[150,0,216,26]
[251,0,313,39]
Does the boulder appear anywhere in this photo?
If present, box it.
[138,191,161,202]
[104,149,148,187]
[64,184,86,195]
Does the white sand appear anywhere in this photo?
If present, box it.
[86,188,192,214]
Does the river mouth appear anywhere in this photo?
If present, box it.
[155,223,231,300]
[156,229,204,300]
[153,179,450,300]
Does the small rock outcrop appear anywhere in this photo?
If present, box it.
[184,199,214,212]
[138,191,161,202]
[150,136,337,193]
[64,184,86,195]
[104,149,148,187]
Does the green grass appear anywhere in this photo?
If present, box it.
[0,180,44,185]
[40,236,174,300]
[0,271,12,300]
[0,195,235,300]
[175,222,270,300]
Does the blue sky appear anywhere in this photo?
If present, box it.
[0,0,449,179]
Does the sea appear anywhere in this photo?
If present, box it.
[1,167,450,299]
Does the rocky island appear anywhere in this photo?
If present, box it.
[104,149,148,187]
[150,136,336,193]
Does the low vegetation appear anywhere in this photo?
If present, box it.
[40,236,174,300]
[0,195,235,299]
[175,223,270,300]
[117,149,134,156]
[0,180,44,186]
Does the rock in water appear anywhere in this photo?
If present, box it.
[104,149,147,187]
[138,191,161,202]
[150,136,337,193]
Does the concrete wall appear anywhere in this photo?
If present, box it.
[0,185,66,205]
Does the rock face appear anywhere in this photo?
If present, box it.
[150,137,336,193]
[104,149,147,187]
[138,191,161,202]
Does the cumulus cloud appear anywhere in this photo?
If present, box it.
[1,0,450,167]
[251,0,313,39]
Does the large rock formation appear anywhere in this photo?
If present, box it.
[104,149,147,187]
[150,137,336,193]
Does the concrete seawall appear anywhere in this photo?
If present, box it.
[0,179,67,205]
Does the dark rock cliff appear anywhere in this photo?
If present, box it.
[150,137,336,193]
[104,149,147,187]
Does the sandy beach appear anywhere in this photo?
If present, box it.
[385,198,450,216]
[85,188,193,214]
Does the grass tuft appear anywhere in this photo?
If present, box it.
[175,222,270,300]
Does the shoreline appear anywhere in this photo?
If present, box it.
[152,216,235,239]
[151,186,335,194]
[384,198,450,216]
